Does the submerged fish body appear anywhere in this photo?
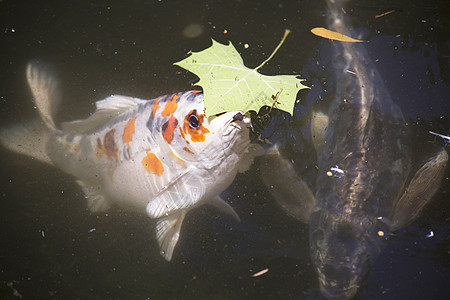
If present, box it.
[262,0,448,299]
[309,57,407,299]
[55,91,250,215]
[309,1,411,298]
[1,61,261,261]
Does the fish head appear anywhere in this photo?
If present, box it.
[168,91,252,167]
[309,207,390,299]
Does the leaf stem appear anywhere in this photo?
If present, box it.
[269,88,283,114]
[255,29,291,70]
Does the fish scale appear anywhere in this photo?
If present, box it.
[48,94,182,211]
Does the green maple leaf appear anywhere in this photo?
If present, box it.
[174,31,308,117]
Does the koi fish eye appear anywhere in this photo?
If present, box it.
[188,114,200,129]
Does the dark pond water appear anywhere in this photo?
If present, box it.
[0,0,448,299]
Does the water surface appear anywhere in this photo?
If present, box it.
[0,0,448,299]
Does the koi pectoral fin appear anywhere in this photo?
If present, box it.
[155,211,186,261]
[146,171,206,219]
[146,170,206,261]
[237,144,265,173]
[391,149,448,230]
[260,144,315,224]
[208,196,240,222]
[76,180,111,212]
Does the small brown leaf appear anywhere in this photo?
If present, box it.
[375,10,395,19]
[311,27,366,43]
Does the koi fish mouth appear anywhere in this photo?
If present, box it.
[232,112,244,122]
[319,277,360,300]
[223,112,251,136]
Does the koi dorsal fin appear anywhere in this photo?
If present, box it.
[61,95,144,134]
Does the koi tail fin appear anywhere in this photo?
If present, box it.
[26,60,62,131]
[0,120,53,164]
[0,60,61,164]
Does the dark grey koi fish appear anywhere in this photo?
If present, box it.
[262,0,448,299]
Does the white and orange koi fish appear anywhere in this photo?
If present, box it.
[0,61,262,261]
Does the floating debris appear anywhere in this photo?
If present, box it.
[311,27,366,42]
[252,268,269,277]
[7,282,23,299]
[375,10,395,19]
[327,165,345,177]
[429,131,450,145]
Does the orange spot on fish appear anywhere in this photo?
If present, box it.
[96,138,103,159]
[190,90,202,94]
[179,126,190,144]
[183,109,210,142]
[161,93,179,117]
[142,151,164,176]
[104,129,118,157]
[150,98,160,120]
[183,147,195,154]
[162,115,178,144]
[123,116,138,145]
[64,141,80,153]
[179,125,186,140]
[96,129,119,182]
